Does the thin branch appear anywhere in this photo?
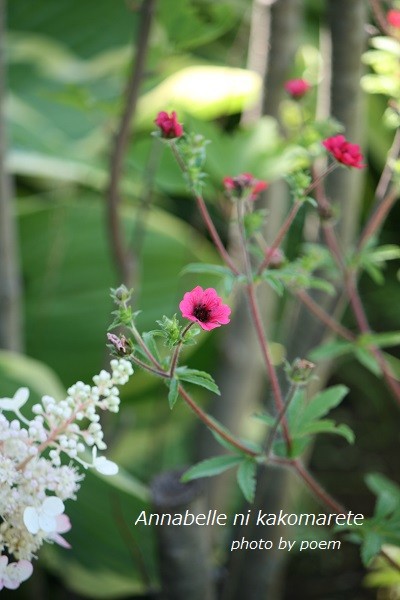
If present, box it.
[264,384,298,456]
[106,0,157,284]
[296,289,355,342]
[358,186,399,251]
[257,200,302,275]
[369,0,391,35]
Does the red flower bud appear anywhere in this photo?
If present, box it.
[154,111,183,139]
[284,78,311,99]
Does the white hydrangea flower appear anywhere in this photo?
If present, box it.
[0,358,133,586]
[23,497,65,534]
[0,555,33,590]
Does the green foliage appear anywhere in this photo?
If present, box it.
[341,474,400,568]
[237,459,257,503]
[181,455,244,481]
[182,454,257,503]
[175,366,220,395]
[273,385,353,458]
[168,377,179,409]
[155,315,183,348]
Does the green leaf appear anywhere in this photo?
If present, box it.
[359,331,400,349]
[175,366,220,395]
[168,378,179,409]
[181,455,243,482]
[366,473,400,518]
[297,419,355,444]
[354,348,382,376]
[296,385,349,428]
[142,331,161,363]
[361,531,384,567]
[237,459,257,503]
[253,412,276,427]
[272,437,311,459]
[181,262,232,278]
[309,341,353,361]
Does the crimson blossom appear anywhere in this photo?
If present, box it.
[284,78,311,99]
[154,111,183,139]
[179,286,231,331]
[387,9,400,28]
[223,173,268,201]
[322,135,365,169]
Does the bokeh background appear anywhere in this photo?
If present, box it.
[1,0,400,598]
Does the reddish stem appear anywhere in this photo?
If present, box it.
[178,385,257,456]
[195,194,241,276]
[358,187,399,251]
[292,459,346,513]
[257,201,302,275]
[246,284,291,450]
[296,289,355,342]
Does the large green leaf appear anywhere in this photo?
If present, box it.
[18,195,218,386]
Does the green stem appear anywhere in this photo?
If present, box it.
[169,322,194,378]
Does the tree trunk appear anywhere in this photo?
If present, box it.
[326,0,367,247]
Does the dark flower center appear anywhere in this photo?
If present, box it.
[193,303,211,322]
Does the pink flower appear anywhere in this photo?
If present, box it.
[322,135,365,169]
[284,78,311,99]
[154,111,183,139]
[387,9,400,28]
[223,173,268,201]
[179,286,231,331]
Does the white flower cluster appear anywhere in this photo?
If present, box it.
[0,358,133,591]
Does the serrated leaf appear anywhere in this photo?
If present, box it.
[296,385,349,428]
[168,378,179,409]
[181,455,243,482]
[237,460,257,503]
[175,366,220,395]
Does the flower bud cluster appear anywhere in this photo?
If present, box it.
[0,359,133,590]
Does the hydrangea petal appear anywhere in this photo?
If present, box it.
[23,507,40,534]
[94,456,119,475]
[42,496,64,516]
